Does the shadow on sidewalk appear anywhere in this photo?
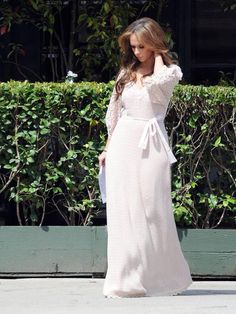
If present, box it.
[181,289,236,296]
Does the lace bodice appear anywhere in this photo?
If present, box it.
[105,64,183,138]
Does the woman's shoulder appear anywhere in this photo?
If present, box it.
[158,63,183,80]
[116,68,126,81]
[144,63,183,86]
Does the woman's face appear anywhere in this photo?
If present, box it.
[130,33,153,63]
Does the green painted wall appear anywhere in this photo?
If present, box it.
[0,227,235,277]
[0,226,107,276]
[177,229,236,277]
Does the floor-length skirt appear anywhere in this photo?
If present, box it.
[103,115,192,297]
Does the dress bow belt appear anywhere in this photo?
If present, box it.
[138,115,177,164]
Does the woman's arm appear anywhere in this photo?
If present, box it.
[143,54,183,104]
[98,71,123,167]
[98,137,111,168]
[153,53,165,74]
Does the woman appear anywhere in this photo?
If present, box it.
[98,17,192,298]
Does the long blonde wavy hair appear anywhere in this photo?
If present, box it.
[115,17,177,97]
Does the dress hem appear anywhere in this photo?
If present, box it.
[104,279,193,299]
[146,280,193,297]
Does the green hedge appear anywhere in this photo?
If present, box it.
[0,81,235,228]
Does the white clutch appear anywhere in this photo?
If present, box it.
[98,165,106,203]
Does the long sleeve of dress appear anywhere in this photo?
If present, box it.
[143,64,183,105]
[105,76,122,138]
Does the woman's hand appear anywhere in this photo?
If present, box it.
[99,138,110,167]
[98,151,107,168]
[154,51,162,58]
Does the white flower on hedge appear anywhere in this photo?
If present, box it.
[66,70,78,83]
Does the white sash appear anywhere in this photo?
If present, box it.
[121,109,177,164]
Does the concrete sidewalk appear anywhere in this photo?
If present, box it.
[0,278,235,314]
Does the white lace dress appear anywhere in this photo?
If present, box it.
[103,64,192,298]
